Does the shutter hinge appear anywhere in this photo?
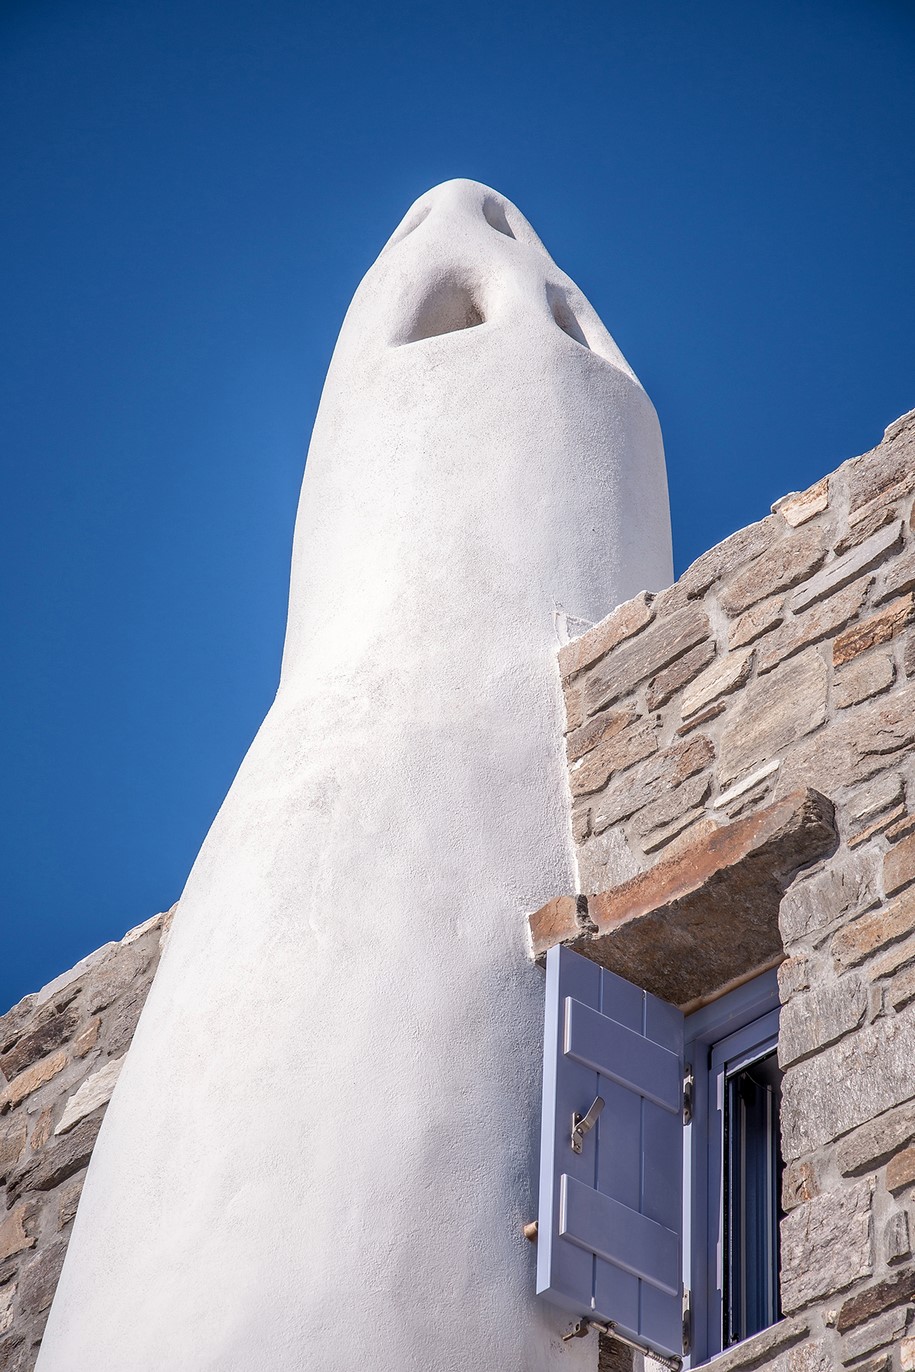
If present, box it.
[682,1287,691,1355]
[562,1317,683,1371]
[683,1064,694,1125]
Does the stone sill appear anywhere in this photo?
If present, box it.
[529,788,836,1008]
[688,1316,809,1371]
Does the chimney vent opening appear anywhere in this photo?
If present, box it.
[547,286,590,350]
[399,276,485,344]
[482,196,516,239]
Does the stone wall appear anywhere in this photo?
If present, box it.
[559,407,915,891]
[0,912,170,1372]
[533,408,915,1369]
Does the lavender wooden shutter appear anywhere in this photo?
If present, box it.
[537,945,685,1359]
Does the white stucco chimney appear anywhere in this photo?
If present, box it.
[37,179,673,1371]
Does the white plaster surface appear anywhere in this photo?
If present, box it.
[37,180,673,1370]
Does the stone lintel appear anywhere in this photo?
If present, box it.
[529,788,836,1007]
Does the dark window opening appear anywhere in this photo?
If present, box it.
[723,1047,783,1346]
[686,976,782,1364]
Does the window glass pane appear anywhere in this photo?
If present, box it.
[723,1048,783,1345]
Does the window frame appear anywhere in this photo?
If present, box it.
[683,970,781,1367]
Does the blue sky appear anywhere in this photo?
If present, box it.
[2,0,914,1010]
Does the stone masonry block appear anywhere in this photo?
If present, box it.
[847,772,904,833]
[681,646,754,718]
[756,577,869,675]
[885,832,915,896]
[844,413,915,514]
[0,1210,34,1266]
[0,1287,12,1338]
[779,850,878,944]
[0,1007,80,1083]
[73,1016,100,1058]
[780,1178,874,1311]
[582,604,710,715]
[54,1056,124,1136]
[778,974,866,1067]
[729,594,785,650]
[790,521,903,614]
[870,931,915,982]
[719,524,828,616]
[780,680,915,793]
[719,648,828,786]
[849,805,908,851]
[565,703,638,766]
[558,591,655,680]
[568,718,656,798]
[877,547,915,604]
[782,1159,818,1210]
[564,679,584,733]
[29,1110,52,1152]
[772,478,829,528]
[887,1145,915,1194]
[714,758,781,813]
[778,955,811,1000]
[646,638,716,710]
[641,809,711,855]
[0,1333,24,1372]
[596,1335,634,1372]
[0,1050,68,1114]
[782,1006,915,1158]
[121,910,169,946]
[574,826,641,896]
[677,700,726,736]
[778,1342,833,1371]
[832,888,915,970]
[885,1209,911,1264]
[834,652,895,710]
[905,634,915,678]
[630,770,711,843]
[833,593,915,666]
[648,814,719,863]
[538,789,836,1006]
[670,515,778,600]
[888,962,915,1011]
[836,497,899,557]
[837,1268,915,1332]
[5,1114,103,1205]
[0,1117,27,1185]
[840,1306,909,1364]
[86,939,154,1014]
[887,814,915,844]
[571,805,590,845]
[0,997,40,1060]
[56,1175,84,1229]
[590,734,714,834]
[100,987,153,1059]
[17,1239,67,1316]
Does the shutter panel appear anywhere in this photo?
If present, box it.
[537,945,685,1359]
